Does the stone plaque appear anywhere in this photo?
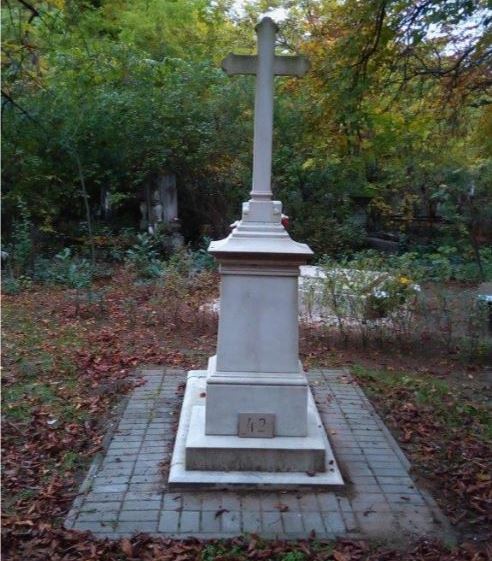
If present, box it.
[238,413,275,438]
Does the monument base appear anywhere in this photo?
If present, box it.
[188,405,325,471]
[168,371,344,490]
[205,356,309,437]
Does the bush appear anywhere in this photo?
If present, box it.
[416,285,491,360]
[302,250,492,362]
[34,248,92,289]
[291,214,367,257]
[319,252,421,317]
[399,245,492,283]
[190,237,217,273]
[309,253,419,346]
[2,277,22,295]
[329,247,492,284]
[125,233,218,281]
[125,233,165,279]
[7,199,33,278]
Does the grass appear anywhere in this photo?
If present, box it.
[199,541,335,561]
[2,296,87,422]
[2,366,89,425]
[60,451,81,471]
[3,381,58,421]
[352,365,492,441]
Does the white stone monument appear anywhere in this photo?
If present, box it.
[169,17,343,488]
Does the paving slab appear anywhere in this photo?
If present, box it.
[66,368,452,542]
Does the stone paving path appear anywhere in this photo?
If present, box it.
[66,368,451,541]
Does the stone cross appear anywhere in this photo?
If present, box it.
[222,17,309,204]
[168,17,343,490]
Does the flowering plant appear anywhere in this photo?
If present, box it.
[365,274,420,319]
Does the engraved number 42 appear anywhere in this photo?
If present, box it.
[248,417,266,433]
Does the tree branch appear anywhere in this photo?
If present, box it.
[1,89,44,128]
[16,0,40,23]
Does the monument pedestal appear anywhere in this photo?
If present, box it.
[168,201,344,490]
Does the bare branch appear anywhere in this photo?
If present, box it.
[16,0,40,23]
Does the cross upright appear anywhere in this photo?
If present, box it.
[222,17,309,204]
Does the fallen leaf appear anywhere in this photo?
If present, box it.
[120,538,133,556]
[333,550,349,561]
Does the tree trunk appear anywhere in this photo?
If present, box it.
[74,153,96,270]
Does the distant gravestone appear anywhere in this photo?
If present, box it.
[99,186,112,220]
[158,174,178,223]
[140,174,182,247]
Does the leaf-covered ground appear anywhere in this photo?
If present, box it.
[351,367,491,539]
[2,269,491,560]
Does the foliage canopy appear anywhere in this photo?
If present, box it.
[2,0,491,259]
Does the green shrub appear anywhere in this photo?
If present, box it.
[8,199,33,277]
[166,248,194,277]
[319,253,420,322]
[125,233,164,279]
[335,247,492,284]
[191,237,217,272]
[280,552,307,561]
[2,277,21,295]
[291,214,367,257]
[34,248,92,289]
[397,245,492,283]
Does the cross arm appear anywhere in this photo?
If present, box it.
[222,54,257,75]
[222,53,310,77]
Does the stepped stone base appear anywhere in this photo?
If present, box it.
[168,371,344,490]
